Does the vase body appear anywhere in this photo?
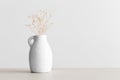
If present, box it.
[28,35,52,73]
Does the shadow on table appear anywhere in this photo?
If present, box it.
[0,68,30,73]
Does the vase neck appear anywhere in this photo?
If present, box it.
[34,35,47,41]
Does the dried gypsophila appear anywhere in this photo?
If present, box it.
[26,10,53,35]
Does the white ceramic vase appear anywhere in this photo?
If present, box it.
[28,35,52,73]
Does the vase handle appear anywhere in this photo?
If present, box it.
[28,36,34,47]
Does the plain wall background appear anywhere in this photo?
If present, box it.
[0,0,120,68]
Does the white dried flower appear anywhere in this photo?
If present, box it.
[26,10,53,35]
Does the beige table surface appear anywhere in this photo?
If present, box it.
[0,68,120,80]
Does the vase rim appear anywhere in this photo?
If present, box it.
[33,35,47,37]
